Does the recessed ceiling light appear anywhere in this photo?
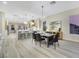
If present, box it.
[2,1,7,4]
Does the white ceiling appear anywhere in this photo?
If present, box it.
[0,1,79,22]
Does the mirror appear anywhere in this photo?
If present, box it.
[49,21,62,32]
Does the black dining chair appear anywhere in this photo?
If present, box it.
[35,33,45,47]
[32,31,37,43]
[47,35,54,47]
[53,32,60,49]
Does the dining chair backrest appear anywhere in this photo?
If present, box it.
[55,32,60,39]
[36,33,41,41]
[48,35,54,42]
[32,31,37,39]
[53,32,60,42]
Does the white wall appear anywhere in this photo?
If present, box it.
[44,7,79,42]
[1,12,7,39]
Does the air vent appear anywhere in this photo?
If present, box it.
[50,1,56,5]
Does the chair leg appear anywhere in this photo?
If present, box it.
[32,39,33,43]
[39,41,41,47]
[47,42,49,48]
[35,40,37,45]
[57,42,59,47]
[53,43,56,49]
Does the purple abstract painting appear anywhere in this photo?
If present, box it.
[70,15,79,34]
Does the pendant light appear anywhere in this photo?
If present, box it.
[41,5,44,17]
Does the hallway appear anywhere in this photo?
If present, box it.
[1,33,79,58]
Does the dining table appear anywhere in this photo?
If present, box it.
[36,31,54,47]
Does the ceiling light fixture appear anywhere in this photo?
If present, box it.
[50,1,56,5]
[41,5,44,18]
[2,1,7,5]
[41,5,46,18]
[42,5,44,17]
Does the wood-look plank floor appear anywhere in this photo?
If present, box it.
[0,33,79,58]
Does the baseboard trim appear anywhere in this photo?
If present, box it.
[61,39,79,43]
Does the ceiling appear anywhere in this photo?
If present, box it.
[0,1,79,22]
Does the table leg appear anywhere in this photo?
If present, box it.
[47,38,49,48]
